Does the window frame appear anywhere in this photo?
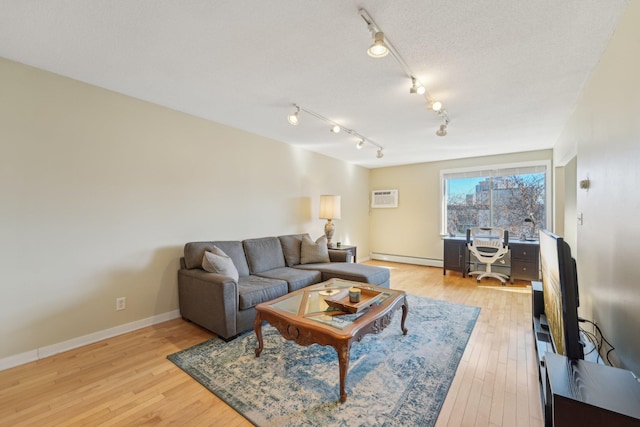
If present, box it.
[439,160,552,236]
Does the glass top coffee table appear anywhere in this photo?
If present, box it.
[254,278,408,402]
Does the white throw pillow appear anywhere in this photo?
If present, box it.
[202,246,240,281]
[300,235,330,264]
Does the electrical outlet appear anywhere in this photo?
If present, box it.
[116,297,126,311]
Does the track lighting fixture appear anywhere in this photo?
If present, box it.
[287,104,384,159]
[360,8,451,136]
[287,106,300,125]
[409,77,425,95]
[436,116,449,137]
[367,32,389,58]
[376,148,384,158]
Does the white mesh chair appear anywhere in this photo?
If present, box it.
[466,227,510,284]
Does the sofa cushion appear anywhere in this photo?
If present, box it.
[255,267,322,292]
[278,233,310,267]
[300,235,330,264]
[184,241,250,277]
[211,241,251,277]
[238,276,288,310]
[202,247,240,281]
[295,263,390,287]
[243,237,286,274]
[184,242,215,270]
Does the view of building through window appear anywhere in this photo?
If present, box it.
[443,166,547,239]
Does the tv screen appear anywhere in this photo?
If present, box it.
[539,229,584,360]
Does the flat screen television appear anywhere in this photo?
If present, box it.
[539,229,584,360]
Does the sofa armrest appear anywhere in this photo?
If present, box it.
[328,249,351,263]
[177,268,239,339]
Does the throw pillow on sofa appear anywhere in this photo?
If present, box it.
[202,246,240,281]
[300,235,330,264]
[279,233,310,267]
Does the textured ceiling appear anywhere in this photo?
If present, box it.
[0,1,628,168]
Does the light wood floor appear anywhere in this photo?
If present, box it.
[0,262,543,426]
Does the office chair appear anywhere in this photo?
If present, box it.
[466,227,510,284]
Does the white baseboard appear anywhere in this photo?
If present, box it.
[0,310,181,372]
[370,252,443,268]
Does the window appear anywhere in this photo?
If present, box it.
[441,162,550,239]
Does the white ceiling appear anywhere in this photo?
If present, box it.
[0,1,628,168]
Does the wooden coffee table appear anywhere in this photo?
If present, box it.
[254,279,408,402]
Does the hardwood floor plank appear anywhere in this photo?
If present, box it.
[0,262,542,427]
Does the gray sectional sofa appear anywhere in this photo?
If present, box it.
[178,234,390,340]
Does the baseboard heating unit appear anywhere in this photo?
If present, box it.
[370,252,443,268]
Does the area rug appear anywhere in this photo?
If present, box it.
[168,295,480,426]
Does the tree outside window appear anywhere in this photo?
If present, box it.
[443,164,547,239]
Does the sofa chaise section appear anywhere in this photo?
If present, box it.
[279,233,390,287]
[294,262,390,288]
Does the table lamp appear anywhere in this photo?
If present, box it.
[524,217,536,240]
[319,195,341,247]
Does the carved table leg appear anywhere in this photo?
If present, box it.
[336,341,352,403]
[400,296,409,335]
[254,312,264,357]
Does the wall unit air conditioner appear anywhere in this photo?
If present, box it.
[371,189,398,208]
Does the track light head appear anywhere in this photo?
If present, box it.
[410,78,426,95]
[409,78,418,94]
[367,32,389,58]
[330,125,341,134]
[436,124,447,137]
[356,139,365,149]
[410,85,426,95]
[431,101,443,112]
[287,106,300,125]
[376,148,384,158]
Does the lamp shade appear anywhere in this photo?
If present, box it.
[319,195,341,220]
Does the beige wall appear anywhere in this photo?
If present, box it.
[0,58,370,361]
[562,157,578,252]
[554,2,639,374]
[369,150,552,263]
[553,166,566,236]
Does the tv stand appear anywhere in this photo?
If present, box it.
[532,281,640,426]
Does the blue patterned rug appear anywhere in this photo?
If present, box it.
[168,295,480,426]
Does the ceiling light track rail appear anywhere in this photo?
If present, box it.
[359,8,450,136]
[288,104,385,159]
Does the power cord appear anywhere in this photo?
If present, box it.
[578,317,616,365]
[579,326,600,362]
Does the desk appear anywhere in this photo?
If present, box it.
[443,237,539,283]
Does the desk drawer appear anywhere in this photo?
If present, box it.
[511,244,538,260]
[511,260,539,281]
